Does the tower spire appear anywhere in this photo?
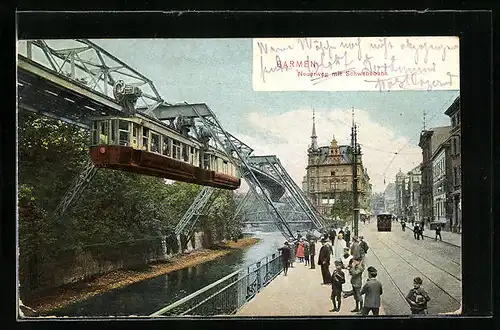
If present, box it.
[310,109,318,150]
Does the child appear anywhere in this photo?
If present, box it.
[406,277,431,314]
[330,260,345,312]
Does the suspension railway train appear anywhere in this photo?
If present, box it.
[89,113,241,190]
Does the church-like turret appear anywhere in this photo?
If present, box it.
[308,109,318,152]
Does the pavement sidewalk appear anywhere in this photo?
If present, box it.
[235,239,385,316]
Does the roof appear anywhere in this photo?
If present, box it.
[315,145,352,164]
[444,96,460,116]
[430,126,451,156]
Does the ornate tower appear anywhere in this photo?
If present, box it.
[308,109,318,152]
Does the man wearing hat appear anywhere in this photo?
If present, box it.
[277,241,291,276]
[347,257,364,312]
[318,238,332,284]
[309,238,316,269]
[360,266,383,315]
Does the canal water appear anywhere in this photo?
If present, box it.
[45,230,285,317]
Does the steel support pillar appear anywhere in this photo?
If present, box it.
[51,158,98,223]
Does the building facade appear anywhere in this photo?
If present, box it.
[431,145,452,227]
[302,112,371,219]
[395,169,406,218]
[407,165,422,224]
[371,192,385,215]
[418,126,450,226]
[384,183,396,214]
[444,97,461,233]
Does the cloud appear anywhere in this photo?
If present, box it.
[238,108,422,193]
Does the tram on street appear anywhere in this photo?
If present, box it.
[377,212,392,231]
[88,113,241,190]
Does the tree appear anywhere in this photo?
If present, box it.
[330,190,354,224]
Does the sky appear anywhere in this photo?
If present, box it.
[19,39,459,193]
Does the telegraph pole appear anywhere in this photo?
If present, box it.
[351,108,360,237]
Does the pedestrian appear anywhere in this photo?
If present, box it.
[435,224,442,241]
[334,233,347,262]
[303,239,310,266]
[418,224,424,240]
[414,224,419,240]
[360,266,383,315]
[277,241,291,276]
[344,227,351,246]
[406,277,430,315]
[309,239,316,269]
[318,238,332,284]
[330,260,346,312]
[341,247,353,296]
[288,237,296,267]
[328,228,337,244]
[359,236,369,265]
[296,239,305,263]
[338,227,345,238]
[347,257,364,312]
[401,220,406,231]
[350,236,362,260]
[325,238,334,257]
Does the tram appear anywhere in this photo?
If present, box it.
[88,113,241,190]
[376,212,392,232]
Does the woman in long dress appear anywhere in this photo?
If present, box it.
[334,233,347,262]
[341,247,353,295]
[296,239,305,263]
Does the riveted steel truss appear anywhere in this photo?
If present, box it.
[18,39,164,113]
[50,158,98,223]
[179,102,294,239]
[247,155,326,230]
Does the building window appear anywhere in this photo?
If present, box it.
[453,167,458,186]
[452,116,456,128]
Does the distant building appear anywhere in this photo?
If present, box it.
[395,169,406,218]
[383,183,396,214]
[302,111,371,219]
[418,126,451,226]
[444,97,461,233]
[407,165,422,224]
[371,192,385,215]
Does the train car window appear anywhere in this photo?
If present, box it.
[162,136,171,157]
[172,140,181,159]
[99,121,109,144]
[110,120,117,144]
[118,120,130,146]
[223,160,228,174]
[182,144,189,162]
[142,127,149,151]
[91,121,98,145]
[151,133,160,153]
[132,123,139,148]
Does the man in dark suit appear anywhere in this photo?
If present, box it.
[318,238,331,284]
[277,242,291,276]
[309,239,316,269]
[360,266,383,315]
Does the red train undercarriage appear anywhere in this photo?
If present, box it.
[90,145,241,190]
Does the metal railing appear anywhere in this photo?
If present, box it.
[150,251,283,317]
